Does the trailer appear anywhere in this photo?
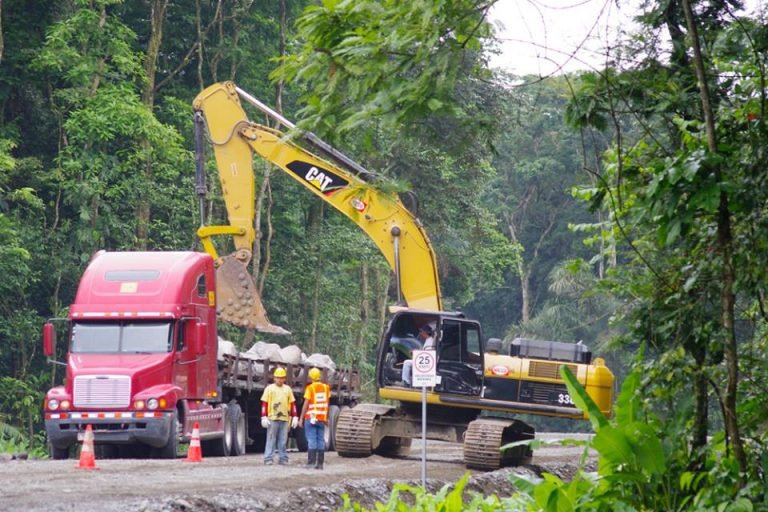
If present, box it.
[217,353,360,454]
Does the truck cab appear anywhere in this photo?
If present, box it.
[43,251,224,459]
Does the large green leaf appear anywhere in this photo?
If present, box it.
[560,365,609,431]
[592,425,635,471]
[613,369,640,425]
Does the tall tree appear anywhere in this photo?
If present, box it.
[567,0,766,482]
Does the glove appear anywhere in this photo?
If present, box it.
[261,417,270,429]
[310,416,317,425]
[291,416,299,429]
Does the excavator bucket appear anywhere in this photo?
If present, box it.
[214,254,290,335]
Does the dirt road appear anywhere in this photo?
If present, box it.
[0,434,593,512]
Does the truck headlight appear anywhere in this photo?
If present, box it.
[147,398,159,410]
[47,399,59,410]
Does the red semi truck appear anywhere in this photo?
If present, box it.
[43,250,360,459]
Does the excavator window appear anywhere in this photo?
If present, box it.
[436,320,483,395]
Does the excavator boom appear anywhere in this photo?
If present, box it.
[193,82,442,332]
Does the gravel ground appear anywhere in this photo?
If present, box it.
[0,434,594,512]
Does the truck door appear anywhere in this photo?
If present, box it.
[174,319,197,397]
[435,319,484,396]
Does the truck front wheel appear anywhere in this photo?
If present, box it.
[48,442,69,460]
[152,412,179,459]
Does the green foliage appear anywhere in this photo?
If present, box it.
[340,472,507,511]
[57,82,191,253]
[274,0,495,138]
[509,363,760,511]
[508,260,620,350]
[0,377,44,454]
[32,0,145,103]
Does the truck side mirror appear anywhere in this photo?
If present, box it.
[43,323,56,357]
[193,322,208,356]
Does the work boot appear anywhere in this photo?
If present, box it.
[315,450,324,470]
[304,449,316,469]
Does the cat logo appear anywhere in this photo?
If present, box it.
[305,166,333,192]
[286,160,349,195]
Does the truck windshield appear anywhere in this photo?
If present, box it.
[70,321,173,353]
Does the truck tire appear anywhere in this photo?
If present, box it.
[246,430,266,453]
[152,412,179,459]
[202,406,232,457]
[95,444,118,459]
[293,426,308,452]
[229,404,246,456]
[324,405,341,452]
[48,442,69,460]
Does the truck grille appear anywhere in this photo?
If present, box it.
[528,361,577,380]
[73,375,131,408]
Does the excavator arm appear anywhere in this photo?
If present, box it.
[193,82,442,331]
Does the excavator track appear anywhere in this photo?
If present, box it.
[463,418,534,470]
[335,408,378,457]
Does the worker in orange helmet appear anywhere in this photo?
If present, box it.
[261,367,298,465]
[298,367,331,469]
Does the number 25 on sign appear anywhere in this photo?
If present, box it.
[412,350,437,387]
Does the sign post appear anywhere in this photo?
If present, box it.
[412,349,437,488]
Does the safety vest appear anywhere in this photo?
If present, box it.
[304,381,331,423]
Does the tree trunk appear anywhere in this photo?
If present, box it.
[258,177,274,295]
[307,202,324,352]
[372,265,390,340]
[355,261,370,364]
[208,2,224,82]
[195,0,204,90]
[243,0,284,345]
[689,343,708,470]
[0,0,4,65]
[136,0,168,248]
[507,209,556,323]
[520,267,531,323]
[681,0,746,480]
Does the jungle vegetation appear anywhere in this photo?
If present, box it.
[1,0,767,508]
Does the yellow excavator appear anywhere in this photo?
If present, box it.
[193,81,614,470]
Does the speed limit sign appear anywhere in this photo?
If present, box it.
[412,350,437,387]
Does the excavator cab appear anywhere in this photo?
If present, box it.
[377,310,485,398]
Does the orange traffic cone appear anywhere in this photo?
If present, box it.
[184,422,203,463]
[75,424,98,470]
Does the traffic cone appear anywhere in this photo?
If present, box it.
[75,424,98,470]
[184,422,203,463]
